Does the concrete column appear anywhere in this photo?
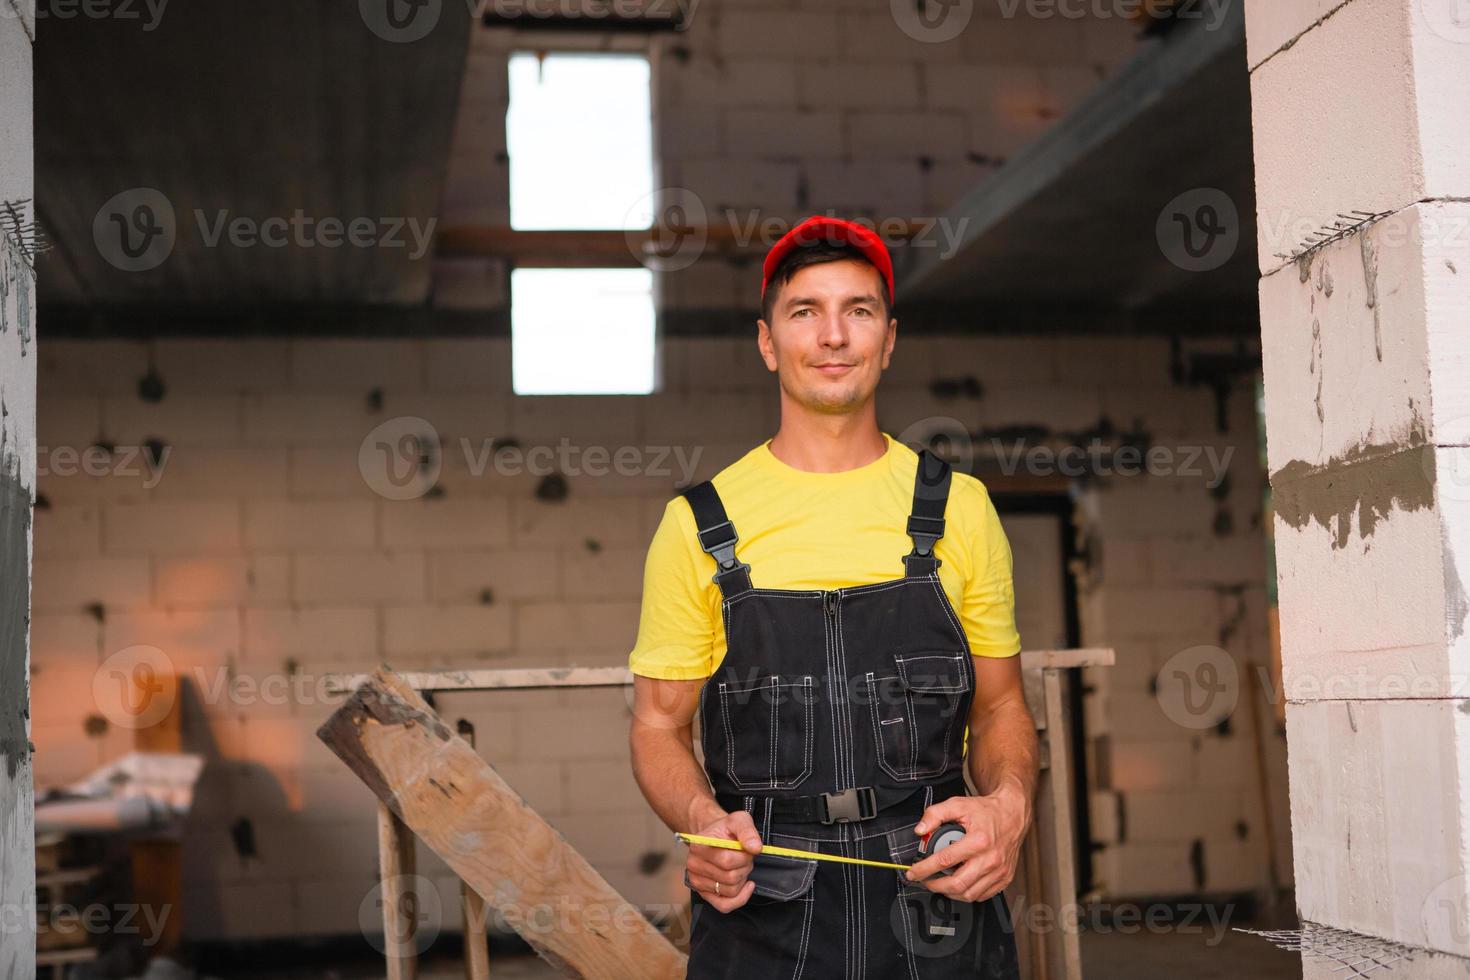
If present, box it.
[1247,0,1470,971]
[0,0,35,974]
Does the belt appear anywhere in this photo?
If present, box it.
[717,776,967,826]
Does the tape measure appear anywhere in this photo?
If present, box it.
[675,832,911,870]
[916,821,966,877]
[675,821,968,875]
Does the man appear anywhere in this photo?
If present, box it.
[627,215,1038,978]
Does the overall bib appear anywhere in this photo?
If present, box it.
[681,449,1021,980]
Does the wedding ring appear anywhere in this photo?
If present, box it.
[715,880,722,896]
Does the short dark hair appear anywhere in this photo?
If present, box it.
[760,242,893,325]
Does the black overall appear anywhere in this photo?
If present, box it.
[681,449,1020,979]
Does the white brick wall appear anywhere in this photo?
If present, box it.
[27,331,1280,942]
[24,0,1260,942]
[1248,0,1470,958]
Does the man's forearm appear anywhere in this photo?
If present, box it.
[630,721,727,833]
[968,697,1040,816]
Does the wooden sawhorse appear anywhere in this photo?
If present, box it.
[324,647,1113,980]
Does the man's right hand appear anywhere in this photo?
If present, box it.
[685,809,763,913]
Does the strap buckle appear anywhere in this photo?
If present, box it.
[696,520,743,577]
[906,515,946,557]
[696,520,750,585]
[819,786,878,824]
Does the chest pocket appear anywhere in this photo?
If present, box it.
[866,652,972,780]
[717,674,815,790]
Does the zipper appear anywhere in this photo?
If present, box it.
[821,588,848,787]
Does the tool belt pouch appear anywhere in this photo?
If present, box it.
[747,853,817,902]
[684,852,817,904]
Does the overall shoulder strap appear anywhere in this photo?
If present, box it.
[903,449,952,577]
[681,481,753,599]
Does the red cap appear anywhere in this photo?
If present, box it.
[761,216,895,306]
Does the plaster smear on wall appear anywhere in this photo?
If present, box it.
[1271,416,1434,550]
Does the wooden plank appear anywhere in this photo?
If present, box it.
[320,668,686,980]
[1244,660,1286,912]
[132,670,183,954]
[456,720,491,980]
[134,670,181,753]
[1022,666,1047,731]
[323,665,632,695]
[129,841,183,956]
[435,221,935,264]
[1024,648,1114,670]
[1036,669,1083,980]
[322,649,1115,695]
[378,803,419,980]
[35,948,99,967]
[462,876,492,980]
[35,867,101,889]
[34,948,100,963]
[1016,830,1049,980]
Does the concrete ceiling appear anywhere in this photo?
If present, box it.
[895,3,1257,327]
[32,2,1257,336]
[35,0,470,316]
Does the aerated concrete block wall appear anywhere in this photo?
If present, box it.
[26,0,1285,944]
[0,0,36,972]
[1246,0,1470,970]
[30,333,1281,938]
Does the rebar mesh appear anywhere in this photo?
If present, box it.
[1236,923,1417,977]
[1,198,50,262]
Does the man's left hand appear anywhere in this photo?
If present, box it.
[903,781,1032,902]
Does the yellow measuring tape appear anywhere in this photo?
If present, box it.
[674,832,912,871]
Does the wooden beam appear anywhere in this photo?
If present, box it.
[132,670,183,955]
[435,220,937,264]
[318,668,687,980]
[1016,830,1049,980]
[1024,648,1114,670]
[456,720,492,980]
[1022,667,1047,731]
[1036,669,1083,980]
[437,229,643,266]
[322,649,1114,696]
[323,665,632,696]
[378,804,419,980]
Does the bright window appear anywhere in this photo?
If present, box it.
[506,52,656,394]
[507,52,654,231]
[510,267,655,395]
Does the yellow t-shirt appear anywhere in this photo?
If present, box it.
[628,431,1021,680]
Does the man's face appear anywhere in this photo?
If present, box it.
[757,258,897,415]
